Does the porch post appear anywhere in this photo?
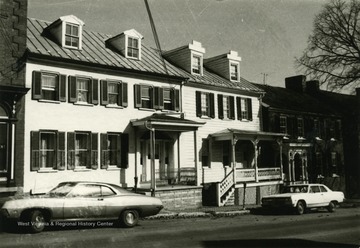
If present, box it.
[231,136,237,185]
[193,130,198,185]
[277,138,283,180]
[150,128,156,196]
[134,127,138,192]
[252,138,259,183]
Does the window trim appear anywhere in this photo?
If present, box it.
[230,62,239,82]
[100,80,128,107]
[196,91,215,118]
[63,21,82,50]
[191,53,203,75]
[236,97,253,121]
[218,94,235,120]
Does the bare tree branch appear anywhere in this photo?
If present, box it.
[296,0,360,91]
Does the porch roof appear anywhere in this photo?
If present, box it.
[131,113,205,132]
[210,128,286,141]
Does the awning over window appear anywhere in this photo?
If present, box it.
[131,113,205,132]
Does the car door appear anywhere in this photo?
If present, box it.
[307,185,325,207]
[319,185,332,205]
[63,184,106,220]
[101,185,125,218]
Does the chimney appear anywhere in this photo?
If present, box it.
[306,80,320,93]
[285,75,306,93]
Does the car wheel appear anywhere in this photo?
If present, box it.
[296,201,306,215]
[120,210,139,228]
[327,201,336,213]
[28,210,46,233]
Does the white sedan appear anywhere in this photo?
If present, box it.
[261,184,345,214]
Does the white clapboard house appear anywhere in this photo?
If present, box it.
[18,15,285,208]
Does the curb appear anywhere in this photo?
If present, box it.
[145,209,251,220]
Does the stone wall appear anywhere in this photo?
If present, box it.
[155,187,203,210]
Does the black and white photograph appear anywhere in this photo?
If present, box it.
[0,0,359,247]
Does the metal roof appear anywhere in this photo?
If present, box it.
[27,17,262,93]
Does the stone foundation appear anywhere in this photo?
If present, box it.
[155,186,202,210]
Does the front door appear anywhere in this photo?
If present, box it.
[140,140,173,183]
[294,153,302,181]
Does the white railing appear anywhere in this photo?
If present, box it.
[236,167,281,182]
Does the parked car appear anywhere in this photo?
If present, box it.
[0,181,163,233]
[261,184,344,215]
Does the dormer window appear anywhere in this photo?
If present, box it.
[230,63,239,81]
[127,37,139,59]
[105,29,143,60]
[192,54,202,75]
[44,15,84,50]
[65,23,80,48]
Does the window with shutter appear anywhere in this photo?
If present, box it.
[31,131,40,171]
[32,71,66,102]
[69,76,97,105]
[100,133,123,168]
[196,91,214,118]
[57,132,65,170]
[237,97,252,121]
[91,133,98,169]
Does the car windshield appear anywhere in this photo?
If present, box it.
[48,182,77,197]
[282,185,308,193]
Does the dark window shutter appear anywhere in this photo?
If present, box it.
[30,131,40,171]
[149,86,154,109]
[120,82,128,107]
[116,134,122,168]
[196,91,202,117]
[236,97,241,120]
[67,132,75,170]
[68,76,77,103]
[91,133,98,169]
[247,98,253,120]
[134,84,142,108]
[59,75,66,102]
[229,96,235,120]
[57,132,65,170]
[121,133,129,168]
[154,87,160,109]
[209,93,215,118]
[218,94,224,119]
[32,71,42,100]
[86,133,92,169]
[100,80,108,105]
[174,89,180,111]
[100,133,108,169]
[91,79,99,105]
[158,87,164,110]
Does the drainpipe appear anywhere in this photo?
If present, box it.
[145,121,156,196]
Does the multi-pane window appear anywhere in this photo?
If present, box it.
[230,63,239,81]
[100,80,127,107]
[101,133,129,169]
[67,132,98,170]
[134,84,179,111]
[297,118,304,137]
[192,55,202,74]
[108,82,118,105]
[127,37,139,59]
[280,116,287,134]
[65,23,79,48]
[31,131,65,171]
[196,91,215,118]
[236,97,252,121]
[218,94,235,120]
[77,78,89,103]
[75,133,90,168]
[32,71,66,102]
[201,93,209,116]
[69,76,98,105]
[40,132,56,169]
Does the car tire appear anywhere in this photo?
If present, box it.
[296,201,306,215]
[28,210,46,233]
[120,210,139,228]
[327,201,336,213]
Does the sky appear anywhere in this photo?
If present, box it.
[27,0,327,88]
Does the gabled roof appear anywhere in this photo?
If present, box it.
[255,84,342,116]
[26,17,263,93]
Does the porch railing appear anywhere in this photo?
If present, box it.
[236,167,281,183]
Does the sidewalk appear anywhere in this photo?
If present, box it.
[146,199,360,220]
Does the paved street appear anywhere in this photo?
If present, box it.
[0,208,359,248]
